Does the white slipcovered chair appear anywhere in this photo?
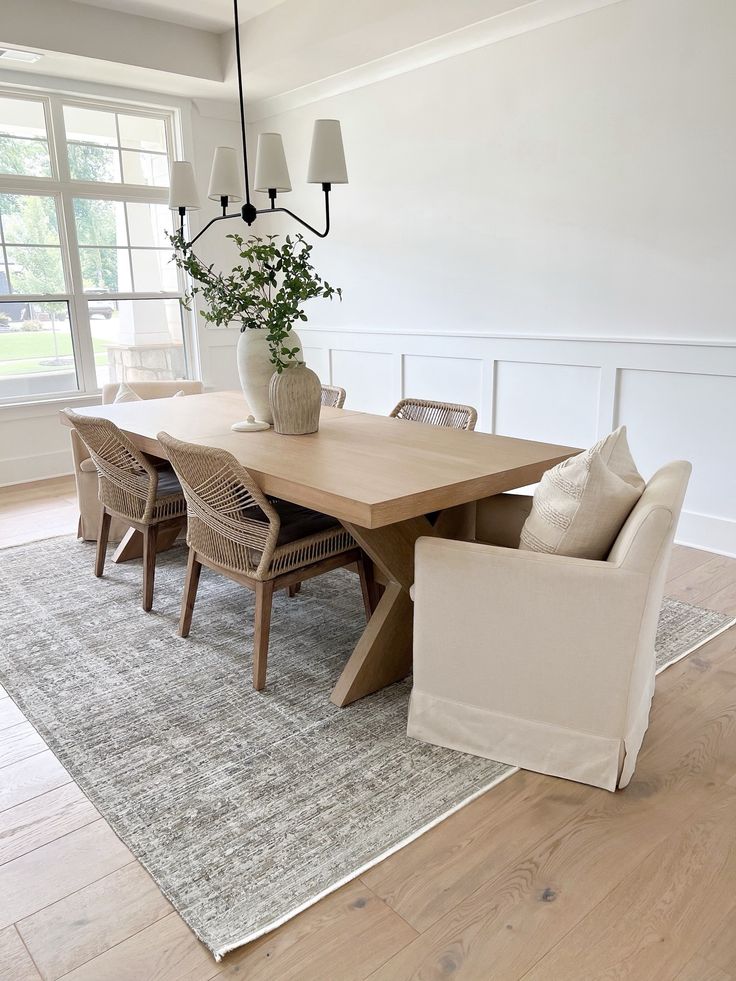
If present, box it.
[71,381,204,542]
[408,461,691,791]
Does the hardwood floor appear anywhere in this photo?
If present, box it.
[1,477,735,981]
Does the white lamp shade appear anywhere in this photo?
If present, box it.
[254,133,292,193]
[307,119,348,184]
[208,146,243,202]
[168,161,201,211]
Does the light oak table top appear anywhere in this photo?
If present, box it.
[60,390,576,530]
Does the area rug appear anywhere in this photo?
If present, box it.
[0,537,733,959]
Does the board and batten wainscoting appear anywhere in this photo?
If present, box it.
[202,327,736,558]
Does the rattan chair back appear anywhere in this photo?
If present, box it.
[320,384,347,409]
[65,409,164,523]
[389,397,478,431]
[157,432,280,579]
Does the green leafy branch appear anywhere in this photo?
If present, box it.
[169,231,341,373]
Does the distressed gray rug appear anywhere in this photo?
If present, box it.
[0,537,733,959]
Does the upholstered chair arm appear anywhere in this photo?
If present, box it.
[474,493,534,547]
[69,428,91,470]
[411,536,651,789]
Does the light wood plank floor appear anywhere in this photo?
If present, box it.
[1,477,735,981]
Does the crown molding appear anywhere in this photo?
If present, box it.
[248,0,625,121]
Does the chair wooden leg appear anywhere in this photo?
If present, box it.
[253,579,274,691]
[95,509,111,578]
[357,554,376,622]
[179,548,202,638]
[142,524,158,612]
[288,583,302,598]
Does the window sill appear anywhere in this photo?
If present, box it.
[0,392,102,421]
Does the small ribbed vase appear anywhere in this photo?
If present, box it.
[269,363,322,435]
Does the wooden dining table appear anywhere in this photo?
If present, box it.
[61,390,577,707]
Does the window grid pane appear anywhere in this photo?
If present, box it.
[0,97,52,178]
[0,300,79,400]
[0,90,184,403]
[0,194,66,295]
[64,104,171,188]
[68,143,122,183]
[90,298,186,388]
[73,197,176,294]
[0,137,52,178]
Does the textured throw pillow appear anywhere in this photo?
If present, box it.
[519,426,645,560]
[113,382,143,404]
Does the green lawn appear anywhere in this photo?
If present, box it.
[0,329,108,376]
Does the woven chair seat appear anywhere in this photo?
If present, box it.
[155,467,184,499]
[240,499,340,546]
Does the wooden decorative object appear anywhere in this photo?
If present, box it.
[269,364,322,435]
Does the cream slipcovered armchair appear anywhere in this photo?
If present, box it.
[408,461,691,791]
[72,381,204,541]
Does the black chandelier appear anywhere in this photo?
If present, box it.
[168,0,347,247]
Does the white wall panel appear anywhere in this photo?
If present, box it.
[297,327,736,555]
[205,336,240,391]
[330,349,395,414]
[302,346,330,383]
[402,354,484,421]
[617,368,735,521]
[494,361,600,448]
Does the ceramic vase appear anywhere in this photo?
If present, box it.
[236,328,303,425]
[269,363,322,435]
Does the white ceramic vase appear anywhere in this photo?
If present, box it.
[236,328,303,425]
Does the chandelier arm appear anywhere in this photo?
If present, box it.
[188,212,241,247]
[257,187,332,239]
[233,0,252,207]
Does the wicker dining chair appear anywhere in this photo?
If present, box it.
[64,410,187,611]
[157,432,373,691]
[390,397,478,431]
[320,384,347,409]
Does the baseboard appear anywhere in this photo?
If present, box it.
[676,510,736,560]
[1,449,74,487]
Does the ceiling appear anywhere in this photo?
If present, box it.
[0,0,621,116]
[71,0,287,32]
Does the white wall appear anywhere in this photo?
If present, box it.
[3,0,735,556]
[186,108,243,391]
[238,0,736,341]
[200,0,736,553]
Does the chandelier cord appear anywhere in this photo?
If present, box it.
[233,0,252,207]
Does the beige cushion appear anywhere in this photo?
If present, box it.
[113,381,143,404]
[114,383,189,403]
[519,426,645,560]
[102,381,204,404]
[79,458,97,473]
